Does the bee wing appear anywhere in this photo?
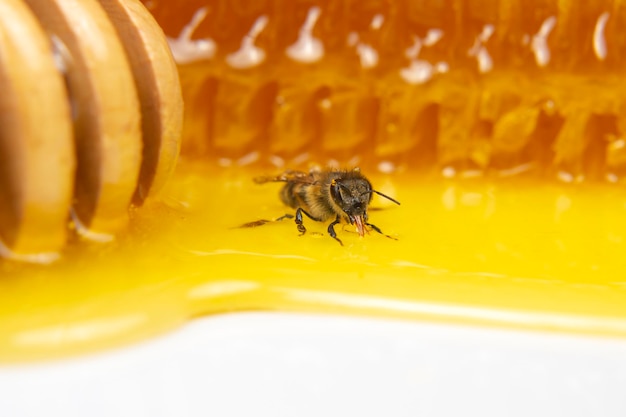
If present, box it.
[254,170,317,185]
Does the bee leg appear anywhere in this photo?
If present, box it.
[295,208,320,235]
[237,214,294,228]
[366,222,398,240]
[236,219,271,228]
[327,216,344,246]
[275,214,294,221]
[295,208,308,235]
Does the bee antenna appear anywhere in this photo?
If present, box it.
[362,190,401,205]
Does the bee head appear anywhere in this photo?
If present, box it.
[330,178,371,219]
[329,172,400,237]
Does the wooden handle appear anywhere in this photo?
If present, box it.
[0,0,74,262]
[98,0,184,205]
[0,0,182,261]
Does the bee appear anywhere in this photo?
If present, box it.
[253,167,400,246]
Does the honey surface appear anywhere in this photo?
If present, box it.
[2,159,626,362]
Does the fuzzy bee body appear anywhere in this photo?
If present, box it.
[254,168,400,245]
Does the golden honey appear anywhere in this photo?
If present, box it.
[2,159,626,362]
[3,0,626,362]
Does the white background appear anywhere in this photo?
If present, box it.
[2,312,626,417]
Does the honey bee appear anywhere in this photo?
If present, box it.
[253,167,400,246]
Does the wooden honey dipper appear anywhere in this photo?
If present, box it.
[0,0,183,262]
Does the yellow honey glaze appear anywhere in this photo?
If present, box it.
[2,158,626,362]
[5,0,626,365]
